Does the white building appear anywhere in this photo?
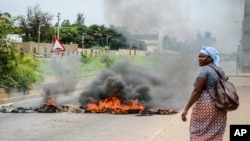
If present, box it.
[6,34,23,42]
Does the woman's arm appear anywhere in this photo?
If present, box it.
[181,77,206,122]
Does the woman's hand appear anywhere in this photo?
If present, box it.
[181,110,188,122]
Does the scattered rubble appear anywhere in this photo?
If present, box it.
[0,103,85,114]
[0,104,36,113]
[0,103,176,115]
[61,104,85,113]
[137,108,178,116]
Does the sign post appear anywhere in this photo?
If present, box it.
[51,37,65,52]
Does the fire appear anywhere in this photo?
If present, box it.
[38,97,59,113]
[46,97,57,107]
[86,96,145,114]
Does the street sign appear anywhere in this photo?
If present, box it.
[51,38,65,52]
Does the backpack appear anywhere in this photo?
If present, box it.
[207,65,239,111]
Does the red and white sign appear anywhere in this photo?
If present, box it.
[51,37,65,52]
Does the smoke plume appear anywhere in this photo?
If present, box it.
[79,55,196,111]
[103,0,244,53]
[41,53,80,103]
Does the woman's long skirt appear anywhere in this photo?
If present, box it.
[190,91,227,141]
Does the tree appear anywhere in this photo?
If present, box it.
[60,25,78,44]
[87,24,104,47]
[0,41,17,90]
[61,19,71,27]
[0,11,41,93]
[0,12,16,89]
[0,11,14,38]
[108,25,130,50]
[162,31,216,54]
[75,13,85,25]
[192,31,216,52]
[0,42,41,93]
[17,4,53,42]
[0,11,11,22]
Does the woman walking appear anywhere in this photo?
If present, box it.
[181,45,227,141]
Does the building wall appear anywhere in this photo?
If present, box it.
[240,0,250,72]
[131,33,162,53]
[118,49,146,56]
[16,42,78,57]
[78,48,146,57]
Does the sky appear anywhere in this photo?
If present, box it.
[0,0,106,25]
[0,0,246,53]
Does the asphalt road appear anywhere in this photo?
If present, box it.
[0,90,185,141]
[0,90,184,141]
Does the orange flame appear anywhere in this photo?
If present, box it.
[39,97,59,113]
[86,97,145,114]
[46,97,57,107]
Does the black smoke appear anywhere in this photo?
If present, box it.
[79,55,195,111]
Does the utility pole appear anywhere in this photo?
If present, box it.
[106,36,108,46]
[38,24,44,54]
[82,33,85,53]
[57,13,61,39]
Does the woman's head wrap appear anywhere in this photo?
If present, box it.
[200,45,220,66]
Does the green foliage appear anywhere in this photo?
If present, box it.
[17,4,53,42]
[75,13,85,25]
[60,25,79,44]
[99,54,115,68]
[0,12,14,39]
[80,54,91,64]
[0,40,41,92]
[10,5,145,51]
[79,56,105,77]
[15,54,41,90]
[91,46,103,50]
[78,52,153,78]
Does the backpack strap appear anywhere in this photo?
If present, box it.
[207,64,222,78]
[208,64,228,81]
[206,64,221,101]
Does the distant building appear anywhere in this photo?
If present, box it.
[131,32,163,53]
[239,0,250,72]
[6,34,23,42]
